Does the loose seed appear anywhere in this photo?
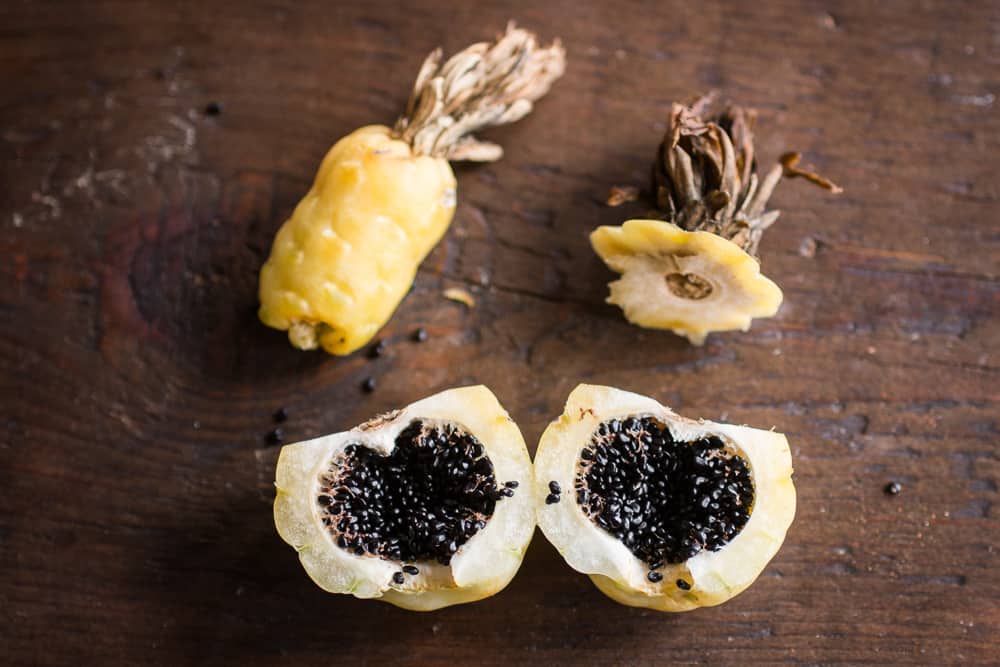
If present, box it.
[368,340,386,359]
[412,327,428,343]
[676,578,691,590]
[266,428,284,446]
[402,565,419,575]
[273,407,288,423]
[361,377,377,393]
[884,481,901,496]
[545,493,560,504]
[647,571,664,583]
[392,572,405,584]
[548,480,562,494]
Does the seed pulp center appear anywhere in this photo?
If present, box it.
[577,417,753,567]
[665,272,713,300]
[318,420,512,565]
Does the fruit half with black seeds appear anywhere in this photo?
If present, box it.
[535,384,795,611]
[274,386,535,610]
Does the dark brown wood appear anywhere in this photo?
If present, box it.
[2,1,998,664]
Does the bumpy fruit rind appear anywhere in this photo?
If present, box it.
[258,125,456,355]
[534,384,796,611]
[590,219,783,345]
[274,386,535,610]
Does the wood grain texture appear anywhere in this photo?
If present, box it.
[2,0,997,664]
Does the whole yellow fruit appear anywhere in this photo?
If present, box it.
[257,24,565,355]
[258,126,456,355]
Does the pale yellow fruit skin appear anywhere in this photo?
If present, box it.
[590,219,784,345]
[259,125,457,355]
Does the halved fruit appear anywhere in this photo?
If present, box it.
[535,384,796,611]
[274,386,535,610]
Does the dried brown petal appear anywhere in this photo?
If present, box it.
[780,152,844,193]
[606,186,640,207]
[651,96,841,257]
[393,23,565,161]
[443,287,476,308]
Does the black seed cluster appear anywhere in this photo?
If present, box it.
[546,480,561,505]
[576,417,754,570]
[317,420,512,565]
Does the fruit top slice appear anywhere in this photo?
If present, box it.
[591,219,783,345]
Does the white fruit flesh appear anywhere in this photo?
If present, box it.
[273,386,536,611]
[534,384,796,611]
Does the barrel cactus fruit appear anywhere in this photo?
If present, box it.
[535,384,796,611]
[258,24,565,355]
[273,386,535,610]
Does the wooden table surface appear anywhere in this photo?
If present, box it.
[3,1,998,664]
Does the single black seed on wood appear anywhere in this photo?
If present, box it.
[884,481,901,496]
[392,572,405,584]
[273,407,288,423]
[676,578,691,590]
[204,101,222,116]
[266,428,284,445]
[368,340,386,359]
[412,327,428,342]
[647,571,663,583]
[361,377,376,393]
